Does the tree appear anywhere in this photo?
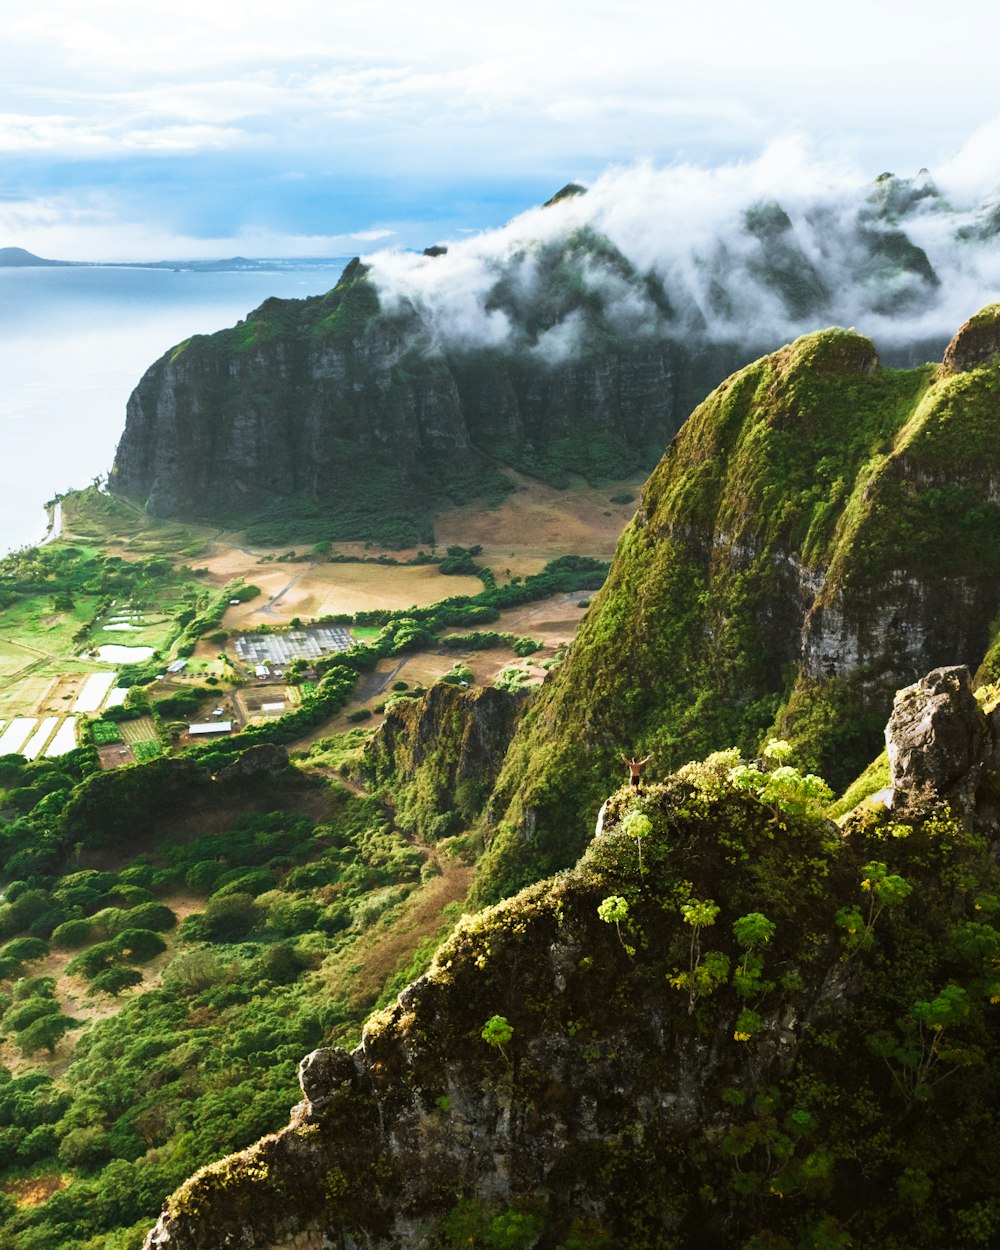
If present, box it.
[597,895,632,954]
[481,1014,514,1062]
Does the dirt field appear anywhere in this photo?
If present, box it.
[219,561,485,630]
[433,467,642,576]
[178,471,637,625]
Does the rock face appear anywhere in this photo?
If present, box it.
[141,708,1000,1249]
[360,683,531,839]
[886,665,1000,826]
[475,316,1000,901]
[942,304,1000,374]
[217,743,290,785]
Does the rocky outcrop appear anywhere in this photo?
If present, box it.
[217,743,290,785]
[360,683,531,838]
[942,304,1000,374]
[885,664,1000,828]
[141,709,1000,1249]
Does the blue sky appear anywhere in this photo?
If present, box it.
[3,0,1000,260]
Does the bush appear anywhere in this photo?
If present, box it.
[252,943,309,984]
[50,918,95,949]
[117,902,176,933]
[202,894,262,942]
[212,870,275,900]
[0,936,49,963]
[16,1013,75,1056]
[57,1124,112,1171]
[113,928,167,962]
[90,967,143,996]
[2,996,59,1034]
[66,941,122,980]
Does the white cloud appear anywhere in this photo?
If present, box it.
[363,143,1000,362]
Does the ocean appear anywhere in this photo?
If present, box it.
[0,261,351,553]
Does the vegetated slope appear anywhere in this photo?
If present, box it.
[142,670,1000,1250]
[475,307,1000,903]
[110,170,981,545]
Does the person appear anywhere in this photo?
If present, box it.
[621,752,651,788]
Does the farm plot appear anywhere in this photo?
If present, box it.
[73,672,117,713]
[117,716,159,745]
[0,718,36,754]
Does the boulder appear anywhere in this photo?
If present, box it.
[885,665,989,821]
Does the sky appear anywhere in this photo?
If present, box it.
[2,0,1000,260]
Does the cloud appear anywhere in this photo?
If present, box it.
[364,143,1000,363]
[352,228,396,242]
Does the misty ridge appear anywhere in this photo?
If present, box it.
[366,143,1000,366]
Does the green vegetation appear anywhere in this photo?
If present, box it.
[0,495,606,1250]
[476,330,1000,904]
[0,746,446,1250]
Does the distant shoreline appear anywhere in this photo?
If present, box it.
[0,246,354,274]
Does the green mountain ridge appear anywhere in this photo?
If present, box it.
[128,306,1000,1249]
[142,666,1000,1249]
[475,307,1000,902]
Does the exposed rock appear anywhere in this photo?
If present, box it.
[885,664,1000,830]
[217,743,290,784]
[942,304,1000,374]
[141,778,863,1250]
[886,666,987,816]
[141,739,1000,1248]
[360,683,531,838]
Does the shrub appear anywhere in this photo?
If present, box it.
[90,967,143,996]
[117,902,176,933]
[202,894,262,943]
[2,997,59,1034]
[57,1124,112,1171]
[113,928,167,962]
[0,936,49,964]
[50,918,96,949]
[66,941,122,980]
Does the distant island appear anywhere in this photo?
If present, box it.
[0,246,351,272]
[0,246,72,267]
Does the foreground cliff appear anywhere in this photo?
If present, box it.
[111,171,988,543]
[144,669,1000,1249]
[476,306,1000,900]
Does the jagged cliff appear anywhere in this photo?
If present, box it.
[143,667,1000,1249]
[110,172,980,542]
[475,306,1000,901]
[359,683,531,841]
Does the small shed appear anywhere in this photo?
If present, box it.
[166,659,188,674]
[188,721,233,736]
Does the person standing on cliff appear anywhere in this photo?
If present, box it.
[621,753,651,789]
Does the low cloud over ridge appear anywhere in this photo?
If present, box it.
[367,142,1000,362]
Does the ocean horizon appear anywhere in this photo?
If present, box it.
[0,260,351,553]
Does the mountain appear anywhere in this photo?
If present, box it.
[0,246,71,267]
[474,306,1000,902]
[142,665,1000,1249]
[109,171,999,544]
[134,307,1000,1249]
